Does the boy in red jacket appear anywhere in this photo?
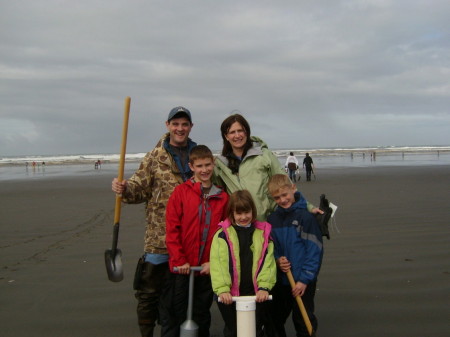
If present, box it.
[161,145,229,337]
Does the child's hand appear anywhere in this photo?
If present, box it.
[292,281,307,297]
[200,262,210,275]
[176,263,190,275]
[255,289,269,303]
[277,256,291,273]
[219,292,233,305]
[311,207,324,214]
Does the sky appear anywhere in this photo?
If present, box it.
[1,0,449,156]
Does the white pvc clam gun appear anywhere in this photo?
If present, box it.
[219,295,272,337]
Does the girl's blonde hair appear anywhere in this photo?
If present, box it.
[226,190,257,223]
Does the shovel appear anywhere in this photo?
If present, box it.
[105,97,131,282]
[286,270,315,336]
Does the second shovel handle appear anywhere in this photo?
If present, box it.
[286,270,314,336]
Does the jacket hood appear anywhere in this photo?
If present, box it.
[219,218,271,233]
[249,135,268,150]
[185,178,224,197]
[219,218,233,230]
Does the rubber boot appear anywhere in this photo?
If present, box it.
[136,292,158,337]
[138,324,154,337]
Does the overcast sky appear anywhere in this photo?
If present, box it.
[1,0,449,156]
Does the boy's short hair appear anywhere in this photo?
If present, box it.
[267,174,293,195]
[226,190,257,223]
[189,145,214,164]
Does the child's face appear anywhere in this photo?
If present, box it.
[233,210,253,226]
[271,185,296,209]
[189,157,214,185]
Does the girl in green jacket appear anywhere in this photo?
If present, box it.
[210,190,276,337]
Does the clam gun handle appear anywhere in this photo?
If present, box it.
[218,295,273,303]
[172,266,203,324]
[173,266,203,272]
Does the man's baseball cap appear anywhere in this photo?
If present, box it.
[167,106,192,123]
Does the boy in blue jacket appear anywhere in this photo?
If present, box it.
[267,174,323,337]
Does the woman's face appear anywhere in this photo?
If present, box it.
[225,121,247,153]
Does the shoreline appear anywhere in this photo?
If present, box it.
[1,154,450,183]
[1,146,449,167]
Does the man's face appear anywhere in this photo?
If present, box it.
[270,185,296,209]
[166,117,193,147]
[189,157,214,185]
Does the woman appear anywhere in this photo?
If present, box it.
[214,114,317,221]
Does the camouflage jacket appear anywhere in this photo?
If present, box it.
[122,133,197,254]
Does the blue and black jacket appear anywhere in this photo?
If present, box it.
[268,191,323,285]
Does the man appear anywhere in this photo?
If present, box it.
[111,106,196,337]
[303,152,314,182]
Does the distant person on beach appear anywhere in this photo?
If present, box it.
[161,145,228,337]
[111,106,196,337]
[95,160,102,169]
[303,153,314,182]
[210,190,276,337]
[214,114,319,221]
[267,174,323,337]
[285,152,299,182]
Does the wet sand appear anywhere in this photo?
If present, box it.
[0,165,449,337]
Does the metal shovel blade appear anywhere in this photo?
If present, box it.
[105,222,123,282]
[104,247,123,282]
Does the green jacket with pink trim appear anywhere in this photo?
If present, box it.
[210,219,276,296]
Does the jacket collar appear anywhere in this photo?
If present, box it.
[187,178,224,197]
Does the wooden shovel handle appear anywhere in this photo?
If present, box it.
[286,270,314,336]
[114,97,131,224]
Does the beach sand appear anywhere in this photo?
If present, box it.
[1,165,449,337]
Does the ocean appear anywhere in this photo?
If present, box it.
[0,145,449,181]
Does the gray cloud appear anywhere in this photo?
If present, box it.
[1,0,449,156]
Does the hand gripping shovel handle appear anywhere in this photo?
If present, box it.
[286,270,314,336]
[105,97,131,282]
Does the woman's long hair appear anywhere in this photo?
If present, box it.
[220,114,253,173]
